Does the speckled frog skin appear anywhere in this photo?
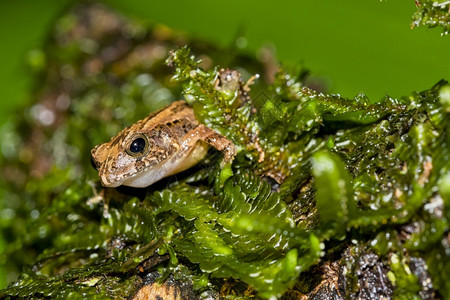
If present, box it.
[91,101,236,188]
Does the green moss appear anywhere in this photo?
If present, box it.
[412,0,450,34]
[388,254,421,300]
[1,4,449,299]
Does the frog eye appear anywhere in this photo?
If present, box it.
[126,134,151,157]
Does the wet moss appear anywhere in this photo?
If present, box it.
[411,0,450,34]
[0,3,449,299]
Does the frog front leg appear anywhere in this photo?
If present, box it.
[181,124,236,165]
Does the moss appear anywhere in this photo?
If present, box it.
[412,0,450,34]
[0,3,449,299]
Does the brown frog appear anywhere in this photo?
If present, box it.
[91,100,236,188]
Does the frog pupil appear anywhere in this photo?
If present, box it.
[130,137,146,153]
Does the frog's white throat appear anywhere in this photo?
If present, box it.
[120,143,209,188]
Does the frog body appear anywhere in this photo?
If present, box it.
[91,101,236,187]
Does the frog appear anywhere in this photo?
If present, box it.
[214,68,258,109]
[91,100,236,188]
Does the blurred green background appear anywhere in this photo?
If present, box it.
[0,0,449,124]
[0,0,448,288]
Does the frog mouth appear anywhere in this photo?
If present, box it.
[101,173,122,188]
[120,164,166,188]
[96,142,209,188]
